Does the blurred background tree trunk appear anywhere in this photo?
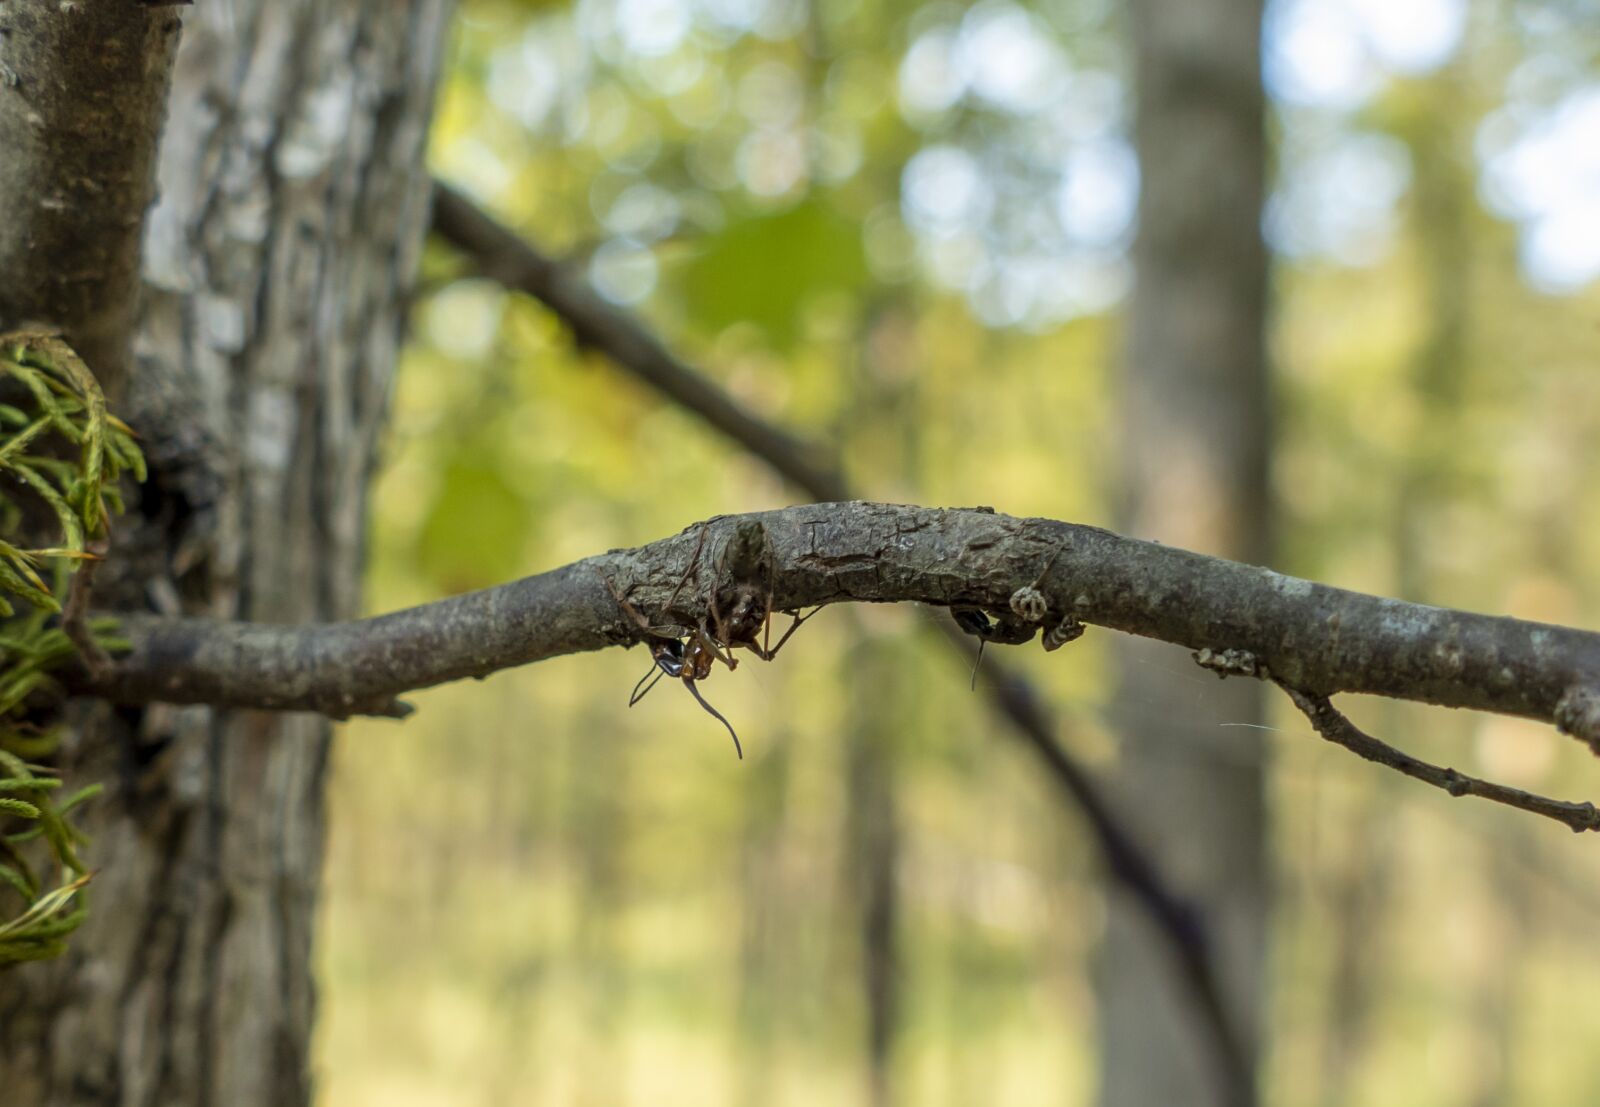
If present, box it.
[839,301,918,1107]
[1316,60,1475,1106]
[843,637,903,1107]
[1099,0,1274,1101]
[0,2,451,1102]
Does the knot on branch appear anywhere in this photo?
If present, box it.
[1555,685,1600,755]
[1009,585,1048,623]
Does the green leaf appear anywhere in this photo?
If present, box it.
[0,863,35,901]
[0,417,53,468]
[0,872,90,939]
[678,197,870,349]
[0,550,62,613]
[12,462,83,553]
[0,778,61,794]
[416,456,533,591]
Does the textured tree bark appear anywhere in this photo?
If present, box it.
[0,1,452,1102]
[1100,0,1272,1102]
[72,501,1600,742]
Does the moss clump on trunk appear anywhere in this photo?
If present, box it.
[0,332,142,966]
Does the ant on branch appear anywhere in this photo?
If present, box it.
[626,623,744,757]
[952,546,1078,687]
[599,523,817,759]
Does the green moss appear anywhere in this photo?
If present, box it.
[0,331,141,968]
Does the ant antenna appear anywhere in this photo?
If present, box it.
[684,680,743,759]
[629,662,669,706]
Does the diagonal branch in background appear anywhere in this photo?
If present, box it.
[426,184,1600,757]
[429,181,1253,1098]
[945,618,1250,1098]
[431,184,849,502]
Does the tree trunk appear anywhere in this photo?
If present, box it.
[843,636,901,1107]
[1099,0,1272,1103]
[840,303,915,1107]
[0,2,452,1102]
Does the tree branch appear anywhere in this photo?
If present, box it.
[81,503,1600,757]
[0,1,182,396]
[430,182,850,501]
[1276,683,1600,833]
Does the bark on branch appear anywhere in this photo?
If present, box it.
[79,502,1600,757]
[0,1,182,396]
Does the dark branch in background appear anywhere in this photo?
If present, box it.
[433,179,1253,1098]
[427,201,1600,751]
[944,619,1251,1097]
[431,184,850,502]
[0,1,182,397]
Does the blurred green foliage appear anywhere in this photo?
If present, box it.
[318,0,1600,1104]
[681,198,871,349]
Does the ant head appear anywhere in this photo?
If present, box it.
[952,607,995,639]
[651,638,687,676]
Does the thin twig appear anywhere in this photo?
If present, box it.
[62,541,110,678]
[1276,682,1600,834]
